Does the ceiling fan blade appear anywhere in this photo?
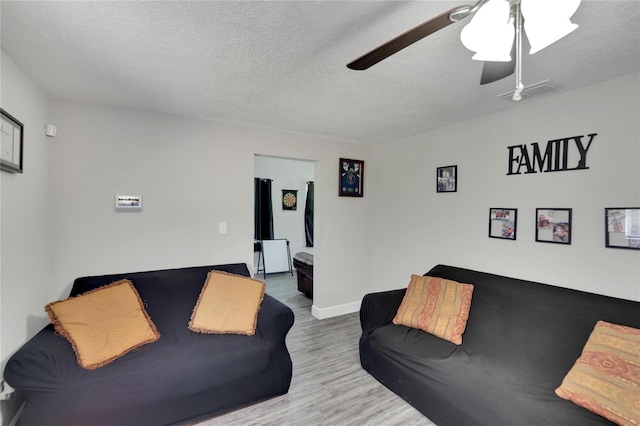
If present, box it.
[347,6,472,71]
[479,44,516,85]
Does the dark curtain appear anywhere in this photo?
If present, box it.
[304,181,314,247]
[254,178,274,240]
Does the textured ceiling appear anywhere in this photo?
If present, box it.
[1,1,639,144]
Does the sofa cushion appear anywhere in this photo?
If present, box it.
[189,270,265,335]
[555,320,640,426]
[393,274,473,345]
[45,279,160,370]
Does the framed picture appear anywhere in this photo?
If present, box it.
[605,207,640,250]
[1,108,24,173]
[282,189,298,210]
[536,208,572,244]
[339,158,364,197]
[489,208,517,240]
[437,165,457,193]
[115,194,143,211]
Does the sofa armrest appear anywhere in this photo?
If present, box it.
[4,324,80,392]
[360,289,406,334]
[256,294,294,344]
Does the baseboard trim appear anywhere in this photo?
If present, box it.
[311,301,361,319]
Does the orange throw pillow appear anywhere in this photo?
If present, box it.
[45,279,160,370]
[393,274,474,345]
[189,271,265,336]
[556,320,640,426]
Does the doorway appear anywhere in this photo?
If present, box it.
[253,155,316,301]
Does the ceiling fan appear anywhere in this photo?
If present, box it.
[347,0,581,101]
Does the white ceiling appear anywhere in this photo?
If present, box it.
[1,1,638,144]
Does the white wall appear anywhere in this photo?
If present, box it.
[48,100,370,319]
[0,51,52,375]
[370,72,640,301]
[254,155,315,267]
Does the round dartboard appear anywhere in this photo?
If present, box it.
[283,191,297,208]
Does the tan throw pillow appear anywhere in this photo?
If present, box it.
[189,270,265,336]
[393,274,474,345]
[555,320,640,426]
[45,279,160,370]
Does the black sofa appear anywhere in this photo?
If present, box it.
[360,264,640,426]
[4,263,295,426]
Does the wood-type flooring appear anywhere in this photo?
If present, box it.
[194,272,436,426]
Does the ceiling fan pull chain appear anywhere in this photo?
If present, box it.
[512,0,524,101]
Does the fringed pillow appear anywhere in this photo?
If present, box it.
[393,274,474,345]
[556,320,640,426]
[189,271,265,336]
[45,279,160,370]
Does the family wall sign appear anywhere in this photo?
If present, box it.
[507,133,597,175]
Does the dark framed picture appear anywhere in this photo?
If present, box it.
[605,207,640,250]
[282,189,298,210]
[437,165,457,193]
[489,208,517,240]
[1,108,24,173]
[339,158,364,197]
[536,208,572,244]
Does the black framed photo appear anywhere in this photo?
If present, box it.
[489,208,517,240]
[536,208,572,244]
[339,158,364,197]
[437,165,457,193]
[282,189,298,210]
[605,207,640,250]
[1,108,24,173]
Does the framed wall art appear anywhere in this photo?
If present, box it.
[436,165,457,193]
[339,158,364,197]
[605,207,640,250]
[1,108,24,173]
[489,208,517,240]
[536,208,572,244]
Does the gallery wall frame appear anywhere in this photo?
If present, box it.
[1,108,24,173]
[605,207,640,250]
[536,208,572,244]
[339,158,364,197]
[437,165,457,193]
[489,208,517,240]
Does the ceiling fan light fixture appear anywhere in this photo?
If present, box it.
[468,24,515,61]
[525,20,579,54]
[461,0,514,62]
[521,0,581,54]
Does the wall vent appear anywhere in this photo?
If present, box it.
[496,80,562,101]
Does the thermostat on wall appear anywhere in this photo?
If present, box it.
[115,194,142,211]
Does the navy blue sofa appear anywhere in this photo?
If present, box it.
[5,263,294,426]
[360,264,640,426]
